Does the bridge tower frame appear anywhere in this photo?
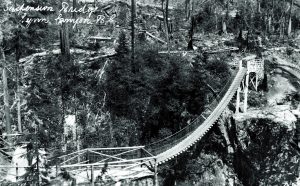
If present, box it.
[236,55,264,113]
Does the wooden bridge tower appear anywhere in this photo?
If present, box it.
[236,55,264,113]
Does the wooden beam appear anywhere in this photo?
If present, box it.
[58,149,87,159]
[141,148,155,157]
[94,148,143,163]
[123,161,150,170]
[61,157,156,168]
[88,150,126,161]
[60,151,86,165]
[86,146,145,151]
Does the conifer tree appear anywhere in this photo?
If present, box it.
[115,31,129,56]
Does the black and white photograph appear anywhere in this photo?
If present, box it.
[0,0,300,185]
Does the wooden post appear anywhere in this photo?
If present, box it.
[56,164,58,177]
[77,141,80,163]
[244,73,249,113]
[236,87,241,113]
[154,159,158,186]
[255,73,258,91]
[91,165,94,186]
[239,60,242,69]
[35,125,40,186]
[86,166,89,180]
[16,163,18,181]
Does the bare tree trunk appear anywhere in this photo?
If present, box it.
[131,0,136,72]
[257,0,261,13]
[165,0,170,53]
[185,0,190,20]
[16,33,22,133]
[60,0,70,152]
[60,0,70,62]
[268,15,272,33]
[1,47,11,135]
[279,12,285,38]
[222,1,229,34]
[257,0,262,30]
[13,0,22,133]
[187,16,195,50]
[280,0,287,38]
[72,0,77,19]
[215,12,218,31]
[287,0,294,37]
[268,0,275,34]
[61,87,66,152]
[109,120,114,147]
[280,18,283,37]
[222,19,227,34]
[60,23,70,62]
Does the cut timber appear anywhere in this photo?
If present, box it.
[158,50,192,54]
[88,36,113,41]
[19,49,96,63]
[1,133,24,137]
[144,31,167,44]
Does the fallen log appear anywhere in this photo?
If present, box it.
[144,31,166,44]
[19,48,96,63]
[203,47,239,54]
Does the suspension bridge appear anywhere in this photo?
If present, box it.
[0,55,264,185]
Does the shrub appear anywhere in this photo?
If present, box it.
[286,47,294,56]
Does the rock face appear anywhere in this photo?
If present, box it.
[217,105,299,185]
[232,115,299,185]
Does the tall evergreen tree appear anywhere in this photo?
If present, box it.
[115,31,129,56]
